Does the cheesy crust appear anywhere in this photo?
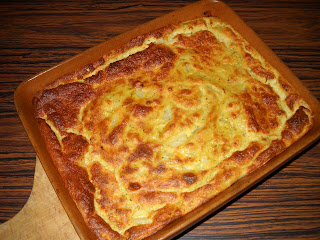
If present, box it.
[33,17,313,240]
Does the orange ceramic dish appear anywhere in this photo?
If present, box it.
[15,1,320,240]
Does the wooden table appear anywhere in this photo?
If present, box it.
[1,0,319,239]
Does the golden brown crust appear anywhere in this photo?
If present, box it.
[33,17,313,240]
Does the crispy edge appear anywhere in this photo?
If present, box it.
[34,117,128,240]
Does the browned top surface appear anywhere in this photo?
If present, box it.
[33,14,313,240]
[1,0,320,239]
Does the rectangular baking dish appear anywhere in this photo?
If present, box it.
[14,0,320,239]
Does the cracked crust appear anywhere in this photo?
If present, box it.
[33,17,313,240]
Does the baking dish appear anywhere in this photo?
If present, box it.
[14,1,320,239]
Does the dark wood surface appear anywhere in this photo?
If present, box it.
[1,0,319,239]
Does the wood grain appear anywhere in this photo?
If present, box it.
[0,158,79,240]
[1,0,319,239]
